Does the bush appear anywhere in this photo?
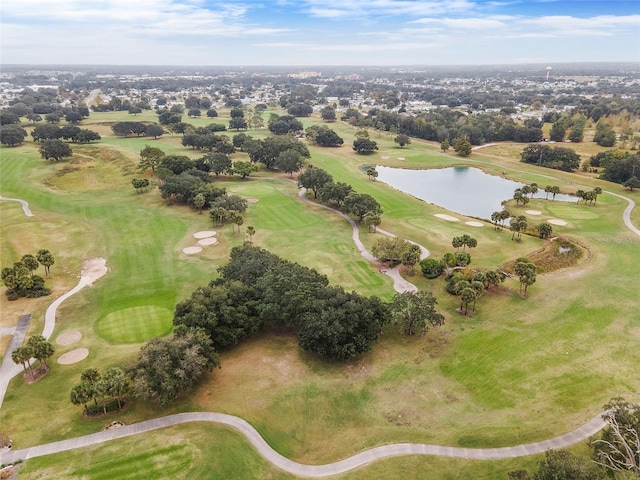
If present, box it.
[420,258,444,279]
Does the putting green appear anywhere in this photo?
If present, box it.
[546,204,599,220]
[96,306,173,344]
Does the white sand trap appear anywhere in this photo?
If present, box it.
[381,156,390,160]
[194,231,216,239]
[434,214,460,222]
[57,348,89,365]
[526,210,542,215]
[465,221,484,227]
[56,330,82,346]
[246,198,259,204]
[82,258,107,286]
[397,157,405,160]
[198,237,218,246]
[183,246,203,254]
[548,219,568,226]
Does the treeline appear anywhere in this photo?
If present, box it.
[31,124,101,144]
[590,150,640,185]
[520,144,581,171]
[345,109,543,145]
[111,121,164,139]
[174,244,389,360]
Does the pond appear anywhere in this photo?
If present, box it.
[376,166,576,220]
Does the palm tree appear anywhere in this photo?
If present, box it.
[70,383,93,414]
[12,346,34,379]
[529,183,538,198]
[551,186,560,201]
[36,249,55,277]
[460,288,476,315]
[513,189,523,206]
[537,222,553,239]
[21,254,39,276]
[234,214,244,234]
[491,211,501,230]
[246,226,255,243]
[27,335,55,368]
[575,189,585,204]
[544,185,552,200]
[593,187,602,205]
[103,367,129,410]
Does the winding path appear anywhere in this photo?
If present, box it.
[297,188,429,293]
[0,411,607,475]
[0,195,34,216]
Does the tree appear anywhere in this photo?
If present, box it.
[232,160,259,179]
[535,450,606,480]
[27,335,55,368]
[206,108,218,118]
[460,287,476,315]
[592,398,640,475]
[371,236,413,264]
[12,346,34,379]
[70,382,93,414]
[362,211,381,233]
[206,152,233,177]
[127,328,220,406]
[624,176,640,191]
[298,167,333,198]
[514,258,537,297]
[440,139,450,152]
[36,249,55,277]
[321,106,336,122]
[65,111,83,124]
[21,254,39,276]
[549,122,566,142]
[453,138,472,156]
[145,124,164,139]
[275,149,304,176]
[394,134,411,148]
[229,117,248,130]
[343,192,382,222]
[0,124,28,146]
[138,145,165,173]
[352,138,378,154]
[1,109,21,125]
[39,139,72,162]
[420,258,444,279]
[390,291,444,336]
[246,225,255,243]
[102,367,129,410]
[537,222,553,239]
[594,123,616,147]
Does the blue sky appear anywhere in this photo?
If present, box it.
[1,0,639,65]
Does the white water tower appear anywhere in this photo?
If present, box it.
[545,66,552,80]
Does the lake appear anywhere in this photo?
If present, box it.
[376,166,576,219]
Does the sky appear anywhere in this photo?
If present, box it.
[1,0,639,66]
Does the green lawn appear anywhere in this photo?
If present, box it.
[1,111,639,479]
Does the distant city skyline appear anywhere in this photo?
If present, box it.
[1,0,639,66]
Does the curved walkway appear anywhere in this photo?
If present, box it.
[0,195,34,216]
[297,188,429,293]
[0,410,607,475]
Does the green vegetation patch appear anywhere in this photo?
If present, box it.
[526,237,586,273]
[346,260,385,288]
[96,305,173,344]
[546,204,599,220]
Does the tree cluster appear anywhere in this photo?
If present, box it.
[268,114,304,135]
[70,367,129,415]
[176,245,390,360]
[520,144,581,172]
[0,124,28,146]
[12,335,55,379]
[1,250,54,300]
[31,124,101,144]
[599,153,640,185]
[305,125,344,147]
[244,134,310,169]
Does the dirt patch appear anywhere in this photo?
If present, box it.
[23,364,49,383]
[56,330,82,346]
[57,348,89,365]
[182,246,203,254]
[434,214,460,222]
[246,198,260,203]
[194,230,216,239]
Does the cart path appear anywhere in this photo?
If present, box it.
[0,195,34,216]
[297,188,429,293]
[0,410,607,476]
[0,314,32,406]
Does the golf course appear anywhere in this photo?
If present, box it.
[1,109,639,479]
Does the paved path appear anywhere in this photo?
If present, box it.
[0,195,34,216]
[297,188,430,293]
[0,314,32,406]
[0,410,607,476]
[607,191,640,237]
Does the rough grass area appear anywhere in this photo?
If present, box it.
[96,306,173,344]
[527,237,587,273]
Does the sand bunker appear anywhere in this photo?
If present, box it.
[381,156,390,160]
[183,246,203,254]
[465,221,484,227]
[194,231,216,239]
[246,198,260,204]
[397,157,405,160]
[548,219,568,226]
[434,214,460,222]
[57,348,89,365]
[198,237,218,246]
[526,210,542,215]
[56,330,82,346]
[82,258,107,286]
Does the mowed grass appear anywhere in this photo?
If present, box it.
[2,112,640,479]
[96,305,173,344]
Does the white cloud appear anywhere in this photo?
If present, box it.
[301,0,477,18]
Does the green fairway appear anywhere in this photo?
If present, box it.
[96,305,173,344]
[2,111,639,480]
